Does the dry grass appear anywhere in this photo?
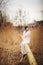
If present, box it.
[0,24,43,65]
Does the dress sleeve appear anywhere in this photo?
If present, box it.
[25,31,31,37]
[22,31,25,39]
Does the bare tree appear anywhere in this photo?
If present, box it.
[14,9,26,26]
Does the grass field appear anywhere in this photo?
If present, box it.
[0,23,43,65]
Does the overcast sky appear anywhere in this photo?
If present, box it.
[2,0,43,23]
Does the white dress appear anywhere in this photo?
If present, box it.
[21,30,31,55]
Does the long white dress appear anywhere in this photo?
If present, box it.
[21,30,31,55]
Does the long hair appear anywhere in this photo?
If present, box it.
[24,26,28,30]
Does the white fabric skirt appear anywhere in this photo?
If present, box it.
[21,40,30,55]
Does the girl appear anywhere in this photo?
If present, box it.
[20,26,31,62]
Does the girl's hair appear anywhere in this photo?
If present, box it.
[24,26,28,30]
